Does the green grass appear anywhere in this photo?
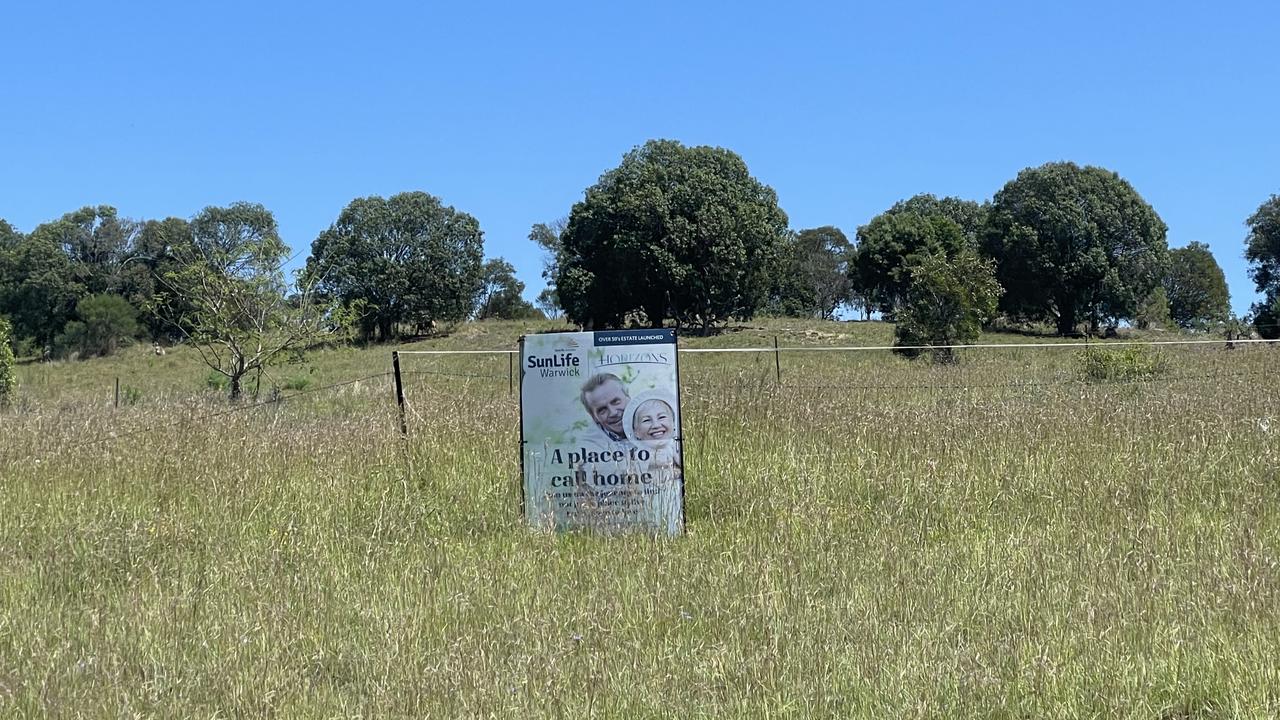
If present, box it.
[1,319,1278,717]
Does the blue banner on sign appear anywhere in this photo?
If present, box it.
[592,329,676,347]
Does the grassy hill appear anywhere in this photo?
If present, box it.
[2,318,1277,716]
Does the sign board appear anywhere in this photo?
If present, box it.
[519,329,684,535]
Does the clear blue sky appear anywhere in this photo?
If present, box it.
[2,1,1277,315]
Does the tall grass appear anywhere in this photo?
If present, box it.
[1,322,1277,717]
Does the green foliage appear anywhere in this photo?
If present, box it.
[0,316,16,405]
[120,384,143,406]
[985,162,1169,335]
[1244,195,1280,339]
[1165,242,1230,329]
[1134,287,1172,331]
[1075,345,1169,383]
[205,370,229,391]
[529,219,567,318]
[474,258,541,320]
[854,196,979,315]
[534,287,561,318]
[165,203,331,400]
[304,191,485,342]
[0,228,80,348]
[0,219,19,250]
[1252,295,1280,340]
[892,251,1002,363]
[1245,195,1280,298]
[55,294,140,358]
[29,205,137,297]
[556,139,790,332]
[768,226,854,320]
[131,217,197,341]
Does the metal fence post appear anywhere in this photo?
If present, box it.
[773,336,781,384]
[114,377,120,409]
[392,351,407,437]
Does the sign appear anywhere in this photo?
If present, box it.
[519,329,684,535]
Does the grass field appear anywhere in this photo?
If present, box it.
[2,319,1278,718]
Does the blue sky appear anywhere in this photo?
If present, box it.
[2,1,1277,314]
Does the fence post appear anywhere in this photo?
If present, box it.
[773,336,781,384]
[392,351,407,437]
[114,377,120,409]
[508,351,514,396]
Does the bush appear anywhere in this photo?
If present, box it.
[1076,345,1168,383]
[893,251,1002,364]
[0,316,16,406]
[55,294,140,358]
[206,371,229,392]
[120,385,143,406]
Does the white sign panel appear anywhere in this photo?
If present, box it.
[520,330,684,535]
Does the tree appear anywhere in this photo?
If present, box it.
[535,287,561,318]
[474,258,541,320]
[1252,297,1280,340]
[1164,242,1230,329]
[0,316,15,406]
[1134,287,1172,331]
[887,194,987,243]
[555,139,790,333]
[893,251,1002,363]
[160,202,330,400]
[29,205,139,297]
[529,218,567,317]
[305,192,485,341]
[0,231,80,348]
[0,219,20,250]
[1245,195,1280,339]
[854,204,970,316]
[130,217,196,340]
[984,162,1168,335]
[768,226,854,319]
[55,294,140,358]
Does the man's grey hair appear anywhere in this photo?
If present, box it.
[580,372,627,412]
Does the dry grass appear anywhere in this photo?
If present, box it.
[1,320,1278,717]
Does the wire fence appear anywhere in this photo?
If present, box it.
[6,338,1277,465]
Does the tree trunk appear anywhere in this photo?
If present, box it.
[1056,304,1078,336]
[229,373,243,401]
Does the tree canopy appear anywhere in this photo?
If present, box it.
[555,139,790,332]
[0,229,79,347]
[528,219,567,317]
[55,294,140,358]
[1245,194,1280,338]
[854,198,974,315]
[474,258,540,320]
[1164,242,1230,329]
[768,226,854,319]
[305,192,484,341]
[893,250,1002,363]
[984,162,1168,335]
[163,202,330,400]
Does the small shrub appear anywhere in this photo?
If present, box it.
[0,316,16,405]
[55,294,140,358]
[1076,345,1168,383]
[205,371,229,391]
[121,385,143,406]
[893,250,1002,364]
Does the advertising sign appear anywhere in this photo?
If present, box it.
[520,329,684,535]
